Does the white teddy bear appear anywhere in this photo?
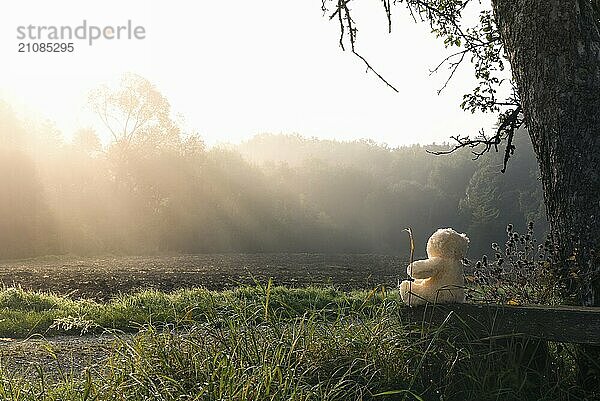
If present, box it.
[400,228,469,306]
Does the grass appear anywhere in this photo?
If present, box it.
[0,284,587,400]
[0,284,388,338]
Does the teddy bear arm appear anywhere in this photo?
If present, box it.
[407,259,439,279]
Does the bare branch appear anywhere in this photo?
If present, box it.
[352,50,399,92]
[499,106,522,172]
[329,0,399,91]
[427,105,524,172]
[431,50,467,95]
[382,0,392,33]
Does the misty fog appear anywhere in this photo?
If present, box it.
[0,76,545,260]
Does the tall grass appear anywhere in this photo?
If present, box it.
[0,285,382,338]
[0,285,583,400]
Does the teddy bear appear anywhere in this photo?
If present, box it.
[400,228,469,306]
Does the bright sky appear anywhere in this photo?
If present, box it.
[0,0,498,147]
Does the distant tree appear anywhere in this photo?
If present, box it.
[72,127,102,154]
[88,74,188,252]
[0,108,56,258]
[89,73,180,151]
[460,163,502,248]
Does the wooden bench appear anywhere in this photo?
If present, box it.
[401,303,600,344]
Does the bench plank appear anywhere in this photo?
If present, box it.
[401,303,600,344]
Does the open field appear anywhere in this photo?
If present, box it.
[0,253,404,385]
[0,254,404,300]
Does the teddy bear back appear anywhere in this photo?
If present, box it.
[426,228,470,259]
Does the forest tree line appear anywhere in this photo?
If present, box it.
[0,86,545,260]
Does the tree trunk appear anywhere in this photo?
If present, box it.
[492,0,600,391]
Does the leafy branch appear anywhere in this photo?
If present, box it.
[322,0,523,171]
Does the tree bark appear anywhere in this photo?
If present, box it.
[492,0,600,391]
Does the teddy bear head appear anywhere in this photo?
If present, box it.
[426,228,470,259]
